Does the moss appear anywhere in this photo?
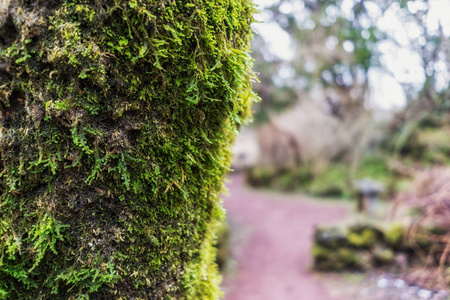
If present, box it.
[312,245,361,271]
[347,226,381,249]
[214,220,230,272]
[314,227,348,249]
[335,248,361,268]
[372,246,394,265]
[384,223,404,248]
[0,0,257,299]
[312,223,411,272]
[347,230,376,249]
[311,245,331,261]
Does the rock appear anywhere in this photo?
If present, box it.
[377,276,390,288]
[433,290,448,300]
[417,289,432,299]
[373,245,395,265]
[347,225,382,249]
[314,227,348,248]
[385,223,405,248]
[394,279,406,288]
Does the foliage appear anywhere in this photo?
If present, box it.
[0,0,257,299]
[251,0,389,124]
[248,0,448,195]
[395,168,450,288]
[247,153,402,198]
[314,167,450,285]
[389,118,450,165]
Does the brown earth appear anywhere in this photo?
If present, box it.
[221,173,349,300]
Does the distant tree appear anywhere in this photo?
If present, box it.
[254,0,449,119]
[0,1,256,299]
[253,0,386,121]
[252,0,449,167]
[387,1,450,153]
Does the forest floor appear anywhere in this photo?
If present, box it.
[221,172,349,300]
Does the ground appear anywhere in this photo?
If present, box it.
[221,173,349,300]
[220,173,450,300]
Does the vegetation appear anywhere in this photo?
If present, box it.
[0,0,256,299]
[312,223,403,272]
[312,166,450,289]
[243,0,449,201]
[247,154,403,199]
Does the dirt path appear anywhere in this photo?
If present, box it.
[221,173,349,300]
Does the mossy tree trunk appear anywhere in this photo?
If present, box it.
[0,1,256,299]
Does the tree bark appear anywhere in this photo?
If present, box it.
[0,1,256,299]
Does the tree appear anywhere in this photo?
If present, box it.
[0,1,256,299]
[253,0,385,120]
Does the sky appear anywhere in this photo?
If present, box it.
[251,0,450,111]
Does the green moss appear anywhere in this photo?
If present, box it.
[372,246,394,265]
[214,220,230,272]
[0,0,257,299]
[311,245,331,261]
[312,245,361,271]
[384,223,404,247]
[314,227,348,249]
[347,227,380,249]
[336,248,361,268]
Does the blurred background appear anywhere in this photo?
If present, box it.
[218,0,450,299]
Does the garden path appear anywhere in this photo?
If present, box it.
[221,173,349,300]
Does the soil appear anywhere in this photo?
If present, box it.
[221,173,349,300]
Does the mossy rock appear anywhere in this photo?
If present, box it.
[314,227,348,249]
[312,245,362,271]
[384,223,405,248]
[335,248,361,268]
[0,0,256,299]
[372,245,395,266]
[347,225,384,249]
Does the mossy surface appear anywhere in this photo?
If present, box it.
[0,0,256,299]
[312,224,408,272]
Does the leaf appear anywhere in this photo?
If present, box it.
[139,44,148,57]
[119,38,129,46]
[79,70,88,79]
[15,55,31,64]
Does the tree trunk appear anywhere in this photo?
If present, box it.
[0,1,256,299]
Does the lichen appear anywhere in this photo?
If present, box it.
[0,0,257,299]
